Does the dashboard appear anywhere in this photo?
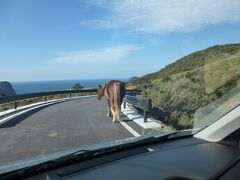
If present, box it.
[24,135,240,180]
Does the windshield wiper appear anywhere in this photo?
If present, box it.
[62,131,180,159]
[0,131,180,179]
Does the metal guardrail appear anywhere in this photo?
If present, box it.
[123,95,152,123]
[0,89,98,106]
[0,89,141,109]
[0,89,150,123]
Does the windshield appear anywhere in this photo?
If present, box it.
[0,0,240,168]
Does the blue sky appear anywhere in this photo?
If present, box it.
[0,0,240,81]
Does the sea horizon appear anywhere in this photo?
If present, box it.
[10,78,129,95]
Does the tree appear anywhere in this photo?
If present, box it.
[72,83,83,90]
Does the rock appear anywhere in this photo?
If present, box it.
[0,81,16,97]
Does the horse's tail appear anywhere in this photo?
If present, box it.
[119,82,125,104]
[113,82,125,121]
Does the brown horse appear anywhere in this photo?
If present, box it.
[97,80,125,123]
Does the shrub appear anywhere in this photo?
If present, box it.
[72,83,83,90]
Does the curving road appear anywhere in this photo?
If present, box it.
[0,97,133,165]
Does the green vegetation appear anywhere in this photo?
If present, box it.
[127,43,240,129]
[72,83,84,90]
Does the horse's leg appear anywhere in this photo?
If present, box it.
[107,99,112,117]
[112,102,121,122]
[110,102,117,123]
[113,90,120,123]
[116,104,121,122]
[111,106,117,123]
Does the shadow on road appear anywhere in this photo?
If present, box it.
[0,102,63,128]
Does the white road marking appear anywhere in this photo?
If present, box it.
[121,102,162,129]
[120,121,141,137]
[48,132,58,137]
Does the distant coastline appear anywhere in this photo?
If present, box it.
[11,78,128,95]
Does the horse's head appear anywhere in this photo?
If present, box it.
[97,84,104,100]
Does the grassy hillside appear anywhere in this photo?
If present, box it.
[127,43,240,129]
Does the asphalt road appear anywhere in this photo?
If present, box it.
[0,97,133,165]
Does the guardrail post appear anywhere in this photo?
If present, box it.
[144,109,147,123]
[14,102,17,109]
[143,98,152,123]
[44,96,47,102]
[69,93,72,99]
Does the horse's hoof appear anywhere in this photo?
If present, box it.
[107,113,113,117]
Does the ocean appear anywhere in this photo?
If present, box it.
[11,79,128,95]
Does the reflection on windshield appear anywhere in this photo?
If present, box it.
[0,0,240,170]
[194,84,240,128]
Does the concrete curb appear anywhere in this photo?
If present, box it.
[121,102,162,130]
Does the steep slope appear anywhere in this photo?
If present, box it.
[127,43,240,129]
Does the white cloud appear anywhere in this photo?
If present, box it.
[50,44,141,64]
[89,0,240,33]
